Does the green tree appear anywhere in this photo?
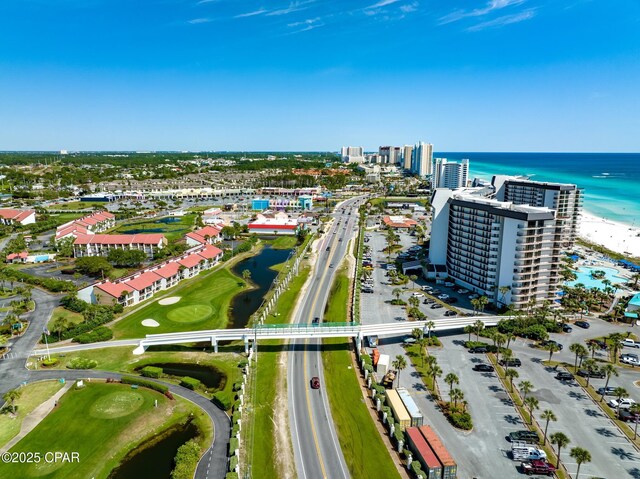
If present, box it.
[570,447,591,479]
[505,368,519,392]
[550,432,570,469]
[392,288,402,302]
[428,363,443,399]
[613,387,629,416]
[242,269,252,282]
[450,388,464,409]
[541,409,557,445]
[546,342,561,362]
[51,317,69,341]
[444,372,459,397]
[463,325,473,342]
[608,332,625,364]
[581,358,598,389]
[75,256,113,279]
[600,364,618,402]
[55,237,75,258]
[524,396,539,425]
[473,319,485,341]
[411,328,423,340]
[519,380,534,402]
[409,275,418,289]
[425,320,435,338]
[417,337,429,367]
[570,343,588,370]
[392,355,407,387]
[2,388,22,414]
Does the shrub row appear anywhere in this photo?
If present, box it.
[74,326,113,344]
[120,375,168,394]
[0,267,76,293]
[180,376,201,390]
[66,357,98,369]
[170,439,201,479]
[141,366,163,378]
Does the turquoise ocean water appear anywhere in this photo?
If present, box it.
[438,152,640,227]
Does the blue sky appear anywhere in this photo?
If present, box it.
[0,0,639,152]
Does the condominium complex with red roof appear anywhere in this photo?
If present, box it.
[73,233,167,258]
[56,211,116,241]
[86,244,223,306]
[0,209,36,226]
[185,225,223,247]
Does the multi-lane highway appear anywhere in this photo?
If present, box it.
[287,196,364,479]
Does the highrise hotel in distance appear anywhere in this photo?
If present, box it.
[429,176,582,308]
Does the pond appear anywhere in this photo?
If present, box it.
[228,245,292,329]
[108,420,199,479]
[136,362,224,389]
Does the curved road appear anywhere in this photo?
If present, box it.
[288,196,363,479]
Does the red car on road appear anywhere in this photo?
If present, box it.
[310,377,320,389]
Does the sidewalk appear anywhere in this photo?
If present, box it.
[0,381,73,453]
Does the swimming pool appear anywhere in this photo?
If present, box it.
[566,266,627,290]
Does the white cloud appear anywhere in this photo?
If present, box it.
[466,8,535,31]
[400,2,419,13]
[266,1,315,16]
[235,8,268,18]
[187,17,212,24]
[439,0,525,24]
[365,0,401,9]
[287,17,321,28]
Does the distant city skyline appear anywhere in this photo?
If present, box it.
[1,1,639,152]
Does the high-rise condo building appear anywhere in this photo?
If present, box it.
[402,145,413,170]
[429,189,564,308]
[434,158,469,189]
[492,176,583,247]
[340,146,365,163]
[378,146,402,164]
[411,142,433,177]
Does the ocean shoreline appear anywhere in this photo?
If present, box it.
[579,212,640,258]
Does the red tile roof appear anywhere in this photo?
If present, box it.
[95,282,133,298]
[179,254,205,269]
[126,271,162,291]
[382,216,418,228]
[6,251,28,260]
[73,233,166,246]
[155,262,181,279]
[198,245,223,260]
[0,209,35,222]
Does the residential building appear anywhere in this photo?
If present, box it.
[185,225,223,247]
[382,215,419,229]
[56,211,116,241]
[0,209,36,226]
[410,142,433,177]
[248,212,299,235]
[379,146,402,165]
[73,233,167,258]
[492,175,583,246]
[429,189,564,308]
[340,146,365,163]
[433,158,469,189]
[402,145,414,170]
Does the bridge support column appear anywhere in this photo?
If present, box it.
[211,337,218,354]
[244,336,249,355]
[356,332,362,351]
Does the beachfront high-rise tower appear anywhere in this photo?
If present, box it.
[434,158,469,189]
[492,176,583,247]
[410,141,433,177]
[429,189,563,308]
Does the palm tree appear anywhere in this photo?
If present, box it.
[477,295,489,313]
[550,432,570,469]
[425,320,435,338]
[408,296,420,309]
[392,355,407,387]
[392,288,402,302]
[546,343,561,362]
[428,364,443,399]
[613,387,629,417]
[463,325,473,342]
[600,364,618,402]
[541,409,557,445]
[470,298,480,315]
[505,332,515,350]
[2,388,22,414]
[587,340,598,359]
[519,380,534,401]
[450,388,464,408]
[411,327,423,340]
[417,337,429,366]
[524,396,539,425]
[498,285,511,307]
[242,269,251,282]
[409,275,418,289]
[581,358,598,388]
[608,332,625,364]
[570,447,591,479]
[444,372,459,397]
[51,317,69,341]
[495,332,506,363]
[505,368,519,392]
[630,404,640,439]
[473,320,485,341]
[570,343,588,370]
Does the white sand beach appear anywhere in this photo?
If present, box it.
[579,212,640,257]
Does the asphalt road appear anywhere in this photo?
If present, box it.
[287,196,363,479]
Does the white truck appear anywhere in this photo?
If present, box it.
[511,442,547,461]
[377,354,390,376]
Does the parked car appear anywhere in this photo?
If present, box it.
[403,337,417,344]
[577,368,605,378]
[469,346,488,354]
[437,294,449,300]
[444,281,455,287]
[509,430,540,444]
[444,297,458,304]
[561,324,573,333]
[597,386,617,396]
[575,320,590,329]
[473,363,494,372]
[621,355,640,365]
[622,338,640,348]
[310,377,320,389]
[422,298,430,304]
[312,317,320,324]
[444,310,457,317]
[457,288,469,294]
[555,371,574,381]
[608,398,637,409]
[430,304,443,309]
[588,339,608,350]
[619,409,640,422]
[412,292,424,297]
[522,459,556,476]
[422,285,432,291]
[501,358,522,367]
[468,293,480,299]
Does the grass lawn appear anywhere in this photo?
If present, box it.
[322,268,401,479]
[47,306,84,333]
[46,201,93,211]
[49,212,87,223]
[0,380,63,448]
[109,214,196,242]
[268,236,299,250]
[249,266,310,478]
[111,267,245,338]
[37,347,242,407]
[0,381,208,479]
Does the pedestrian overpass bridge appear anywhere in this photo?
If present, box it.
[31,316,502,357]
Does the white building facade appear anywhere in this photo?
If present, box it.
[434,158,469,189]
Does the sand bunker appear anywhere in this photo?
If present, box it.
[141,319,160,327]
[158,296,181,305]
